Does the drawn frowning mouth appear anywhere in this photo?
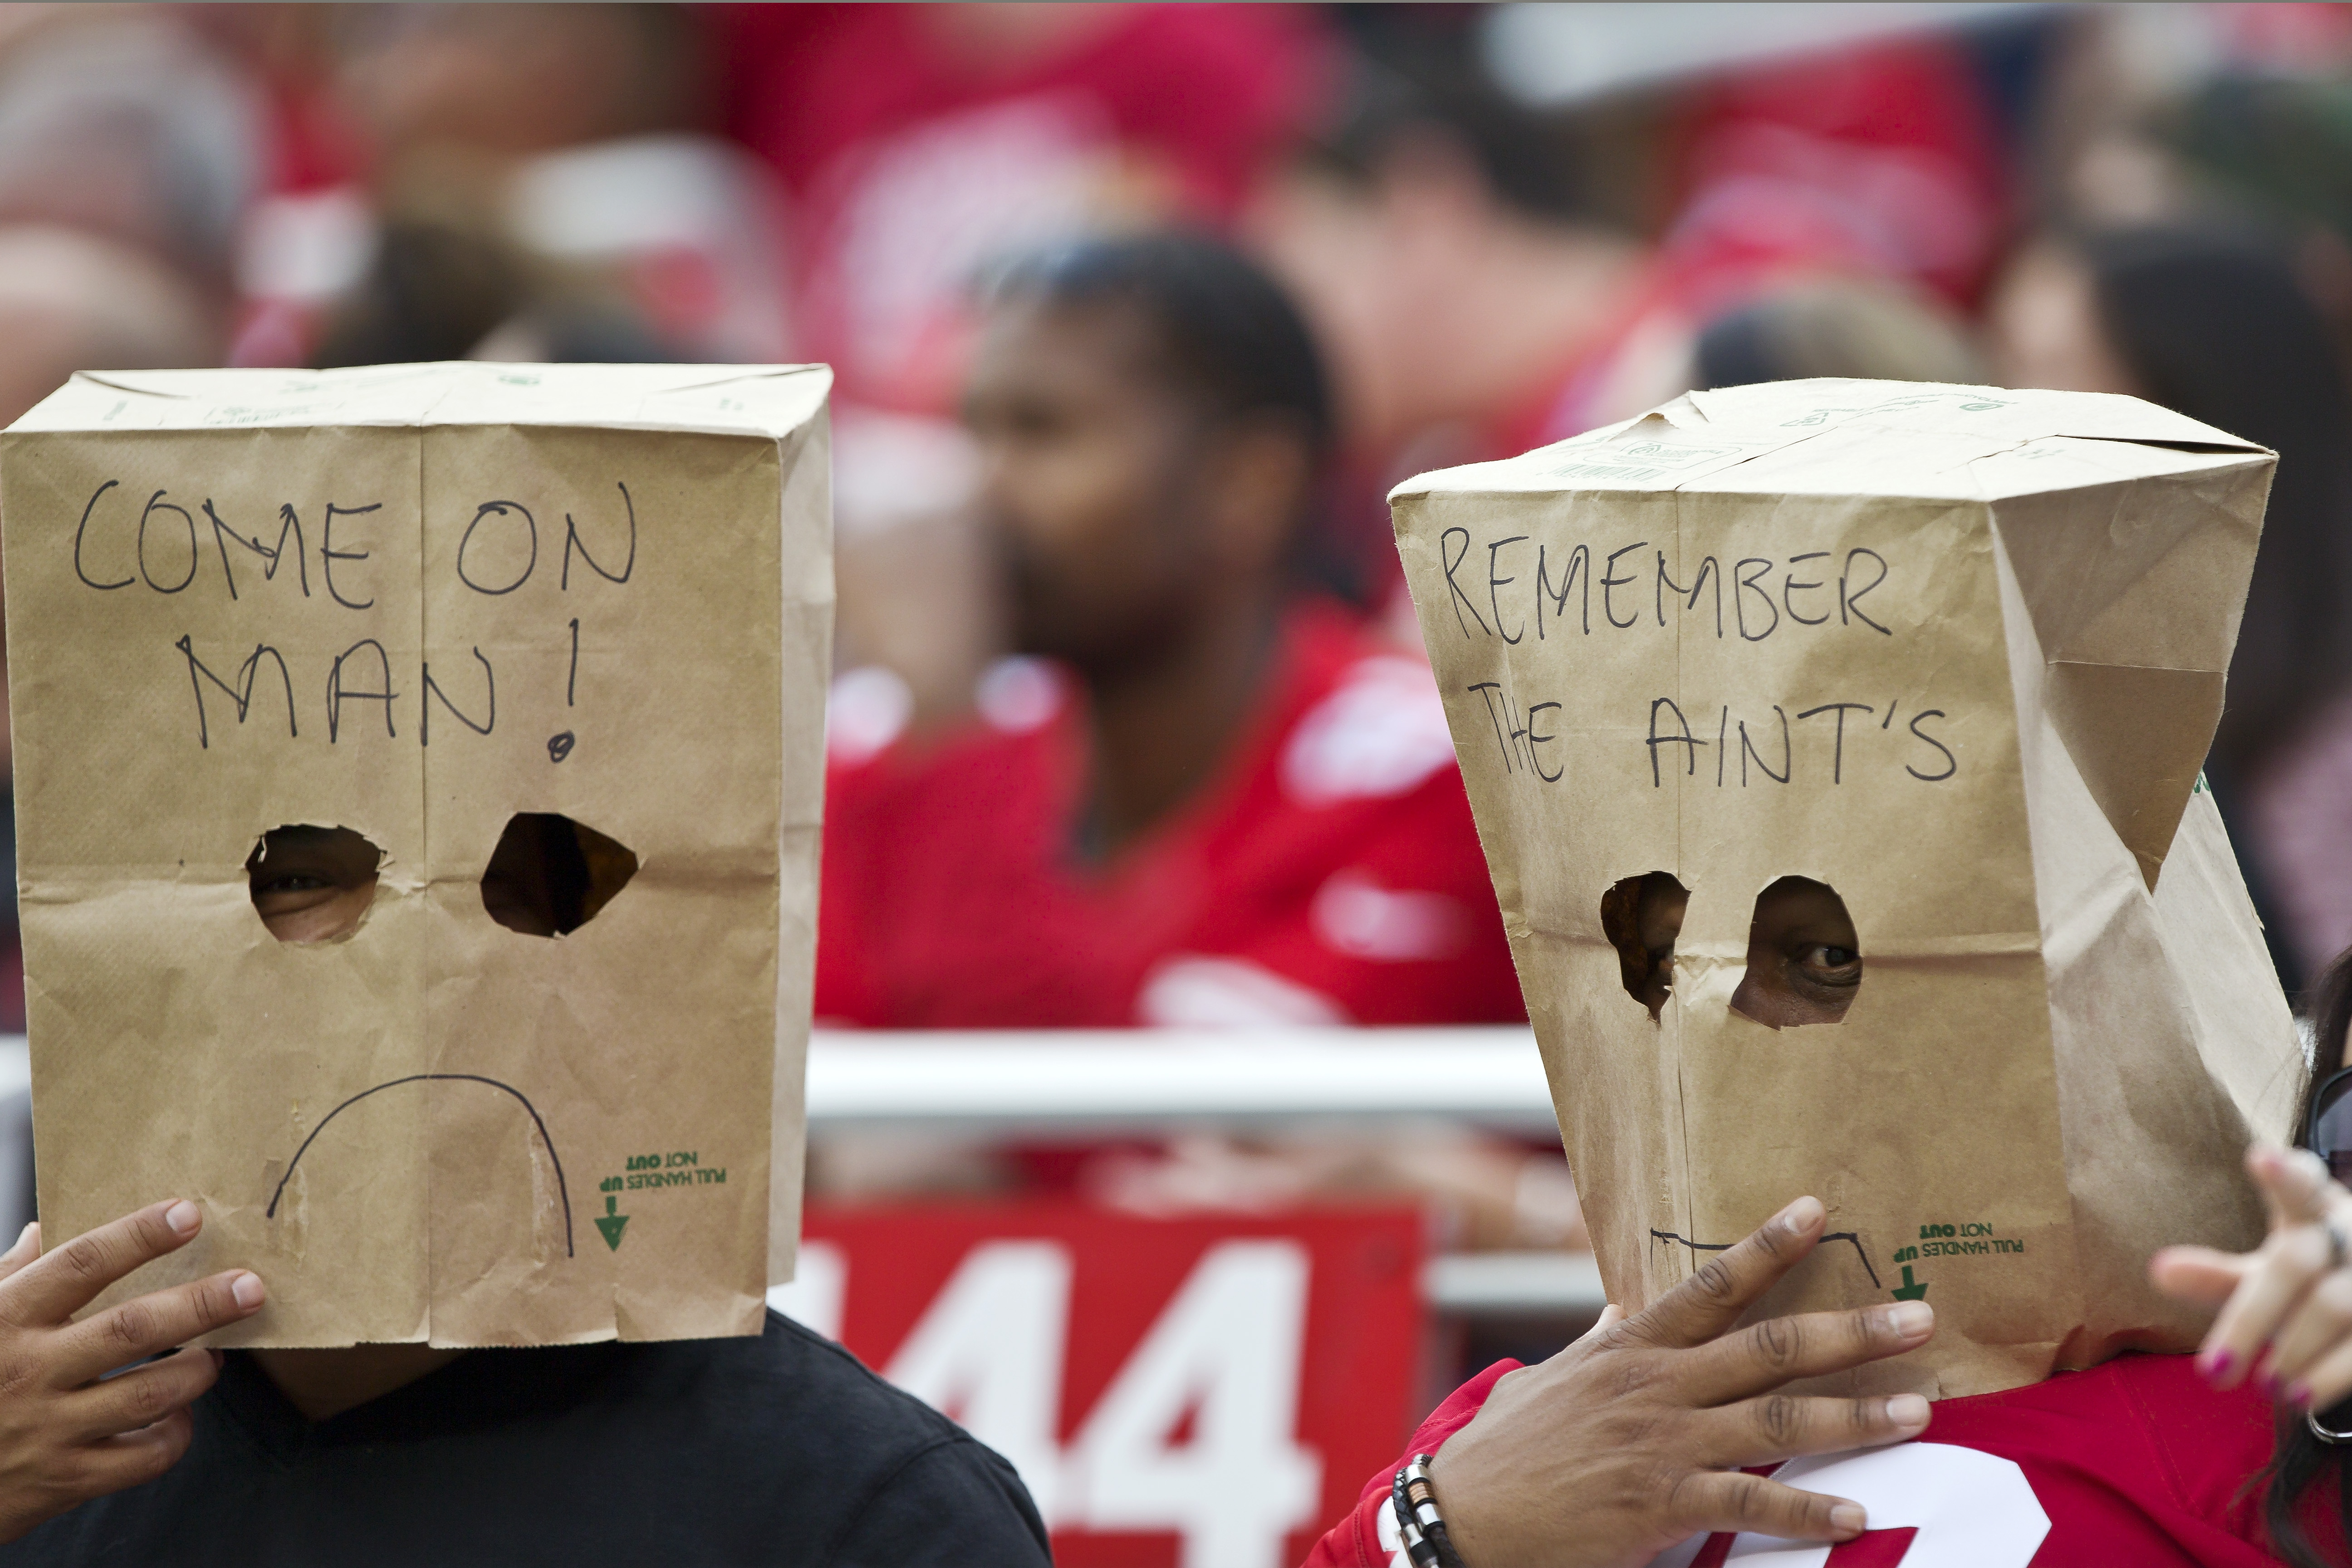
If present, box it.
[1649,1228,1881,1289]
[265,1074,574,1258]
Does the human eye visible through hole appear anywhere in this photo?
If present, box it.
[1601,871,1687,1022]
[482,813,637,937]
[249,825,382,944]
[1729,876,1862,1029]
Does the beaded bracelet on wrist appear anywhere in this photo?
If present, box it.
[1391,1454,1466,1568]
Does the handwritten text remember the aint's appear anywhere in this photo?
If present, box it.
[1432,524,1957,790]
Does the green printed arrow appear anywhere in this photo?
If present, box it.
[1891,1264,1928,1302]
[595,1193,630,1252]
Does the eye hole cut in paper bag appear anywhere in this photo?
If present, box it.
[1390,379,2303,1398]
[0,363,833,1348]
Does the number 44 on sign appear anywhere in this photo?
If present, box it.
[775,1238,1323,1568]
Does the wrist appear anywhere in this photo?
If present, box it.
[1401,1450,1476,1568]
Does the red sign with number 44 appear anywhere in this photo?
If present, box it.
[778,1202,1426,1568]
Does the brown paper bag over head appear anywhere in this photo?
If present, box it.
[1390,379,2301,1397]
[0,362,833,1347]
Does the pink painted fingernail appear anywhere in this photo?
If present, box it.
[230,1272,265,1310]
[2289,1381,2315,1409]
[164,1201,200,1237]
[2200,1348,2236,1381]
[1829,1503,1867,1537]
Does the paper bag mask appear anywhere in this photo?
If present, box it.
[1391,379,2301,1397]
[0,362,832,1347]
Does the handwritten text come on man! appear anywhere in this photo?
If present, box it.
[70,479,637,757]
[1435,526,1957,789]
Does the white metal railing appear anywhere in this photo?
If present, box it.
[804,1026,1561,1133]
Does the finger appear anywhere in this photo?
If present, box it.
[2264,1269,2352,1395]
[2150,1245,2253,1308]
[1683,1301,1936,1404]
[49,1269,264,1388]
[1666,1468,1868,1545]
[2290,1332,2352,1416]
[65,1408,195,1503]
[2252,1145,2336,1227]
[0,1202,204,1328]
[1625,1196,1825,1351]
[0,1224,39,1287]
[57,1346,218,1443]
[1575,1303,1624,1344]
[1699,1389,1934,1469]
[2200,1225,2333,1388]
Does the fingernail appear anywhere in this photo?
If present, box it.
[2289,1381,2314,1409]
[1829,1503,1867,1537]
[164,1201,200,1237]
[1886,1393,1929,1430]
[230,1272,265,1310]
[1886,1301,1933,1338]
[1777,1196,1824,1232]
[2200,1348,2236,1381]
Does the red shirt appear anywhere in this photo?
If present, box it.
[1308,1353,2292,1568]
[714,3,1326,416]
[816,605,1524,1028]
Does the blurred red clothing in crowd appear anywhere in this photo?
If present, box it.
[714,2,1327,416]
[1541,38,2004,439]
[817,605,1524,1029]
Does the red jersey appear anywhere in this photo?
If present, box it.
[714,3,1325,416]
[816,605,1524,1028]
[1307,1353,2293,1568]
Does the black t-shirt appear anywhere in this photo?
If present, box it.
[2,1311,1049,1567]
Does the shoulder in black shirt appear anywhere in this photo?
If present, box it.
[1,1311,1050,1568]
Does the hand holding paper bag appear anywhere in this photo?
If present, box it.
[0,1201,265,1541]
[1428,1196,1936,1568]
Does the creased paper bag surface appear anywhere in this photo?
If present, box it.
[1391,379,2300,1397]
[0,362,833,1347]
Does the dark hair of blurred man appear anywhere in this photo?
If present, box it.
[818,231,1522,1037]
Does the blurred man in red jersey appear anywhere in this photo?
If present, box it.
[818,231,1521,1034]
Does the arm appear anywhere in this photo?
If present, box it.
[1305,1196,1936,1568]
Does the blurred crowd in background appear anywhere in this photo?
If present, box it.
[5,1,2352,1277]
